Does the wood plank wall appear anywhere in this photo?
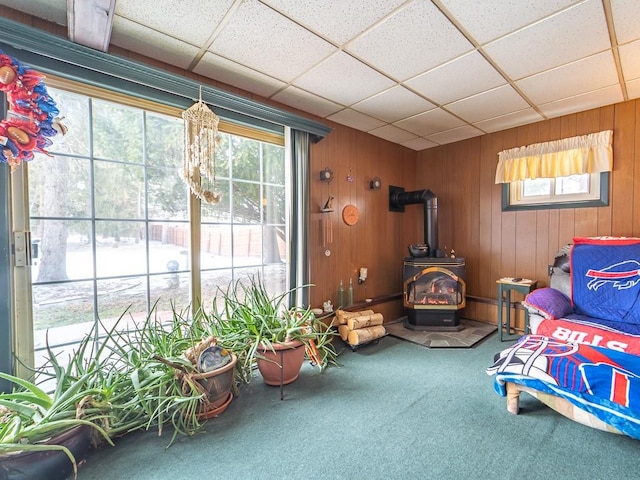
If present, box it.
[416,99,640,328]
[308,123,420,319]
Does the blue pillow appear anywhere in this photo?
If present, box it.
[523,288,573,319]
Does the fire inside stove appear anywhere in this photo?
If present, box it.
[412,274,461,305]
[405,267,465,308]
[403,261,466,331]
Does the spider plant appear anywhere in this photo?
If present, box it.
[203,274,339,381]
[0,371,113,479]
[103,304,240,446]
[0,312,152,478]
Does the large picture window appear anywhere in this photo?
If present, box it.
[23,84,286,372]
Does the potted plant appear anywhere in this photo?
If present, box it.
[96,305,243,446]
[0,304,242,476]
[205,275,338,386]
[0,367,113,480]
[0,312,160,479]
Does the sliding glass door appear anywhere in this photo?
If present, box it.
[7,83,287,375]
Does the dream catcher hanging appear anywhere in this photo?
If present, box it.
[182,88,222,204]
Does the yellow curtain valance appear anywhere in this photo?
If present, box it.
[495,130,613,184]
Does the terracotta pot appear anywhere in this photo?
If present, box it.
[193,353,237,409]
[0,425,91,480]
[196,392,234,421]
[256,340,306,386]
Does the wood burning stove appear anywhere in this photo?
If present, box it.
[390,186,467,330]
[403,257,466,330]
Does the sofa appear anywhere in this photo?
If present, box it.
[487,237,640,440]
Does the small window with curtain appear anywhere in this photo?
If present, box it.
[495,130,612,211]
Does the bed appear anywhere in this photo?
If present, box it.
[487,237,640,440]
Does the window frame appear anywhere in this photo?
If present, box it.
[501,172,610,211]
[7,79,290,374]
[1,18,322,376]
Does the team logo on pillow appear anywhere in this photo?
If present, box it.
[586,260,640,291]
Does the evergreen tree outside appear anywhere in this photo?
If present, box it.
[26,86,287,350]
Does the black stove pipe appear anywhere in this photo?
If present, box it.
[390,188,438,256]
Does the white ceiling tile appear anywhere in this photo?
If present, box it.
[294,51,395,105]
[610,0,640,44]
[405,51,507,105]
[619,39,640,81]
[446,85,530,123]
[261,0,406,45]
[627,78,640,99]
[111,17,200,70]
[115,0,235,46]
[426,125,484,145]
[0,0,67,25]
[439,0,582,44]
[395,109,466,137]
[7,0,638,151]
[327,109,386,132]
[209,0,336,82]
[272,87,343,118]
[474,109,544,133]
[484,0,611,80]
[352,86,436,123]
[516,51,619,104]
[347,0,473,81]
[194,52,286,98]
[538,84,624,117]
[402,137,439,151]
[368,125,417,143]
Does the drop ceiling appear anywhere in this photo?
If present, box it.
[2,0,640,150]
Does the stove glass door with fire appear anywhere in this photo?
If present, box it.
[402,257,466,330]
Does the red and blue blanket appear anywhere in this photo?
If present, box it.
[487,335,640,439]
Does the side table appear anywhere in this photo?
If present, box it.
[496,279,538,341]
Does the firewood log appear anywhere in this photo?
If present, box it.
[347,325,386,346]
[335,309,375,325]
[338,325,351,341]
[347,313,384,330]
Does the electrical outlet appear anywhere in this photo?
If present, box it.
[548,265,554,277]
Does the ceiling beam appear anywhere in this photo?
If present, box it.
[67,0,116,52]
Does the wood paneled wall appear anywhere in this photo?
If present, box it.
[417,99,640,326]
[308,123,420,318]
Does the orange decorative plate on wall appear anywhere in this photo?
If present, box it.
[342,204,359,226]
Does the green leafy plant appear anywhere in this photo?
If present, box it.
[100,305,240,446]
[1,277,338,469]
[203,274,339,380]
[0,371,113,479]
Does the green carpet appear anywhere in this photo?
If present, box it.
[385,318,497,348]
[76,334,640,480]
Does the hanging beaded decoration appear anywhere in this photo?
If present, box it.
[182,87,221,204]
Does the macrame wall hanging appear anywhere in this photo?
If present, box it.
[182,87,221,204]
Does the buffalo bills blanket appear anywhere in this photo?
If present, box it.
[487,335,640,439]
[531,316,640,354]
[571,237,640,325]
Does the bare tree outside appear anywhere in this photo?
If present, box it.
[35,157,70,282]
